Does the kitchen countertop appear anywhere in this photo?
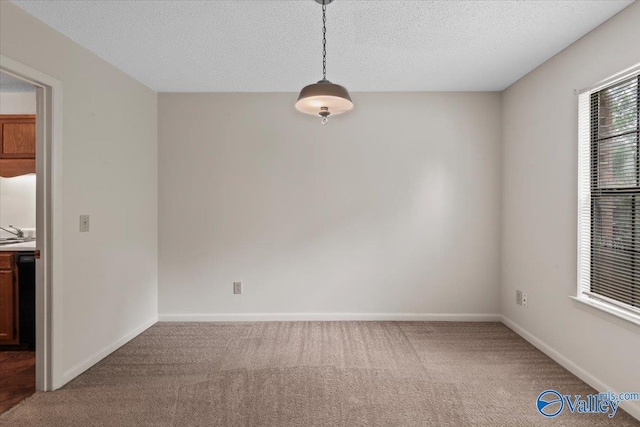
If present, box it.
[0,240,36,252]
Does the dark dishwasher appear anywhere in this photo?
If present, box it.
[17,252,36,350]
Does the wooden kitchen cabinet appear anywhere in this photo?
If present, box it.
[0,253,19,345]
[0,115,36,178]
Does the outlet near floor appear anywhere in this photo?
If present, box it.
[516,290,527,308]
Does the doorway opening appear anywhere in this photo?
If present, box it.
[0,71,37,412]
[0,56,63,412]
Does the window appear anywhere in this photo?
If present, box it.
[578,67,640,323]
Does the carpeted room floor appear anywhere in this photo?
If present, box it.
[0,321,637,426]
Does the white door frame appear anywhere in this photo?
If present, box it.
[1,55,63,391]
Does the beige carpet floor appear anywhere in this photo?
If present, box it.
[0,321,637,426]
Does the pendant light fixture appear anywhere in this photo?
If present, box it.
[296,0,353,124]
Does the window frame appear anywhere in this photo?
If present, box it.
[575,63,640,326]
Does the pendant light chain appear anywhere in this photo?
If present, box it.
[322,2,327,80]
[295,0,353,123]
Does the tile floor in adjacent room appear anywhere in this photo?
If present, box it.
[0,351,36,414]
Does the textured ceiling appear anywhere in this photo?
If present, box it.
[0,72,35,93]
[11,0,634,92]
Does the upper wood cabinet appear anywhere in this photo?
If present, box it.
[0,115,36,178]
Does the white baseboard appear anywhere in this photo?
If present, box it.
[61,316,157,386]
[501,316,640,421]
[158,312,502,322]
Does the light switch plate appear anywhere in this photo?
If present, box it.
[79,215,90,232]
[233,282,242,294]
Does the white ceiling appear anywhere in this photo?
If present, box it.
[11,0,633,92]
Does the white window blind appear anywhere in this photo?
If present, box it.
[578,68,640,317]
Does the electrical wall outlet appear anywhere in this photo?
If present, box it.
[79,215,90,232]
[516,290,523,306]
[522,292,528,308]
[233,282,242,294]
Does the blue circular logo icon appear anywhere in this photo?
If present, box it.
[537,390,564,418]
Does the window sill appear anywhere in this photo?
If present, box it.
[570,296,640,328]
